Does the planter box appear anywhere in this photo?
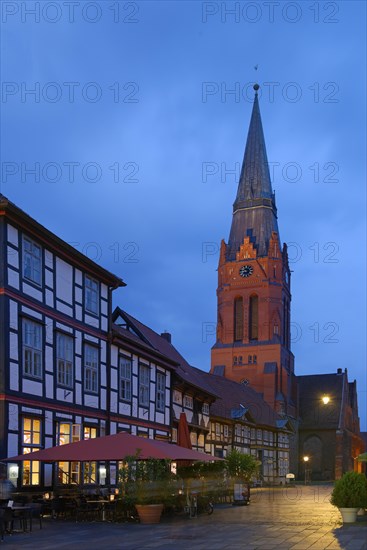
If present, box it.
[135,504,164,524]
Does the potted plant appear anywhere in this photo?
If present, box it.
[330,471,367,523]
[224,449,260,505]
[118,455,174,524]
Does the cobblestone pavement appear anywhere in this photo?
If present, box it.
[1,486,366,549]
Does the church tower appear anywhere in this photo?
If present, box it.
[210,84,297,420]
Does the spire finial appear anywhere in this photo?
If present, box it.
[253,65,260,95]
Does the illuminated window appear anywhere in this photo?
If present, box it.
[171,428,178,443]
[119,356,132,401]
[156,372,166,412]
[56,333,73,388]
[22,417,41,486]
[84,426,97,440]
[84,344,98,393]
[85,275,99,315]
[23,236,41,285]
[56,423,81,484]
[23,319,42,379]
[83,462,97,484]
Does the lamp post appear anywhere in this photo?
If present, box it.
[303,455,310,485]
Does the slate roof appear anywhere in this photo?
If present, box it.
[227,88,279,259]
[112,308,218,399]
[200,372,287,429]
[298,373,345,429]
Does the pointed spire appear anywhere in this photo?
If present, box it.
[227,84,279,259]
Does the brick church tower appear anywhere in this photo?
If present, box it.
[210,84,298,421]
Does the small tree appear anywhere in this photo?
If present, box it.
[118,454,174,506]
[225,449,260,483]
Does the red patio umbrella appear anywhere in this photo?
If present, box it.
[5,431,221,463]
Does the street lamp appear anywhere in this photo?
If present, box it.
[303,456,310,485]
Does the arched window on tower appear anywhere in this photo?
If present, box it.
[234,297,243,342]
[249,294,258,341]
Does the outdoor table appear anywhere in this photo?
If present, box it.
[86,500,110,521]
[11,505,32,532]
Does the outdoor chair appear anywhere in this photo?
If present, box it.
[29,502,43,529]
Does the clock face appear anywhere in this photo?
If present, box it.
[239,265,253,278]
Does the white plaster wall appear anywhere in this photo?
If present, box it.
[23,379,43,397]
[85,314,99,328]
[7,269,19,289]
[8,404,19,431]
[7,224,19,247]
[9,332,18,361]
[22,306,42,320]
[23,283,42,301]
[45,269,53,289]
[56,300,73,317]
[9,300,18,331]
[7,247,18,268]
[75,269,82,286]
[45,249,53,269]
[55,257,73,303]
[46,374,53,398]
[9,362,19,391]
[45,289,54,307]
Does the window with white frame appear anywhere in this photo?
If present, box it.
[184,395,193,409]
[84,426,97,439]
[23,236,42,285]
[173,390,182,404]
[85,275,99,315]
[56,333,73,388]
[22,417,41,486]
[23,318,42,378]
[139,364,150,407]
[202,403,210,415]
[119,356,132,401]
[223,424,229,438]
[84,344,98,393]
[156,372,166,412]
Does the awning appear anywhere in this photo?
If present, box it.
[5,431,221,463]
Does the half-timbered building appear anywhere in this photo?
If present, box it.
[0,195,175,490]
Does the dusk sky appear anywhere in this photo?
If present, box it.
[1,1,366,428]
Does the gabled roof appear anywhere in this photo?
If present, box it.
[227,86,279,259]
[0,194,125,288]
[112,308,218,398]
